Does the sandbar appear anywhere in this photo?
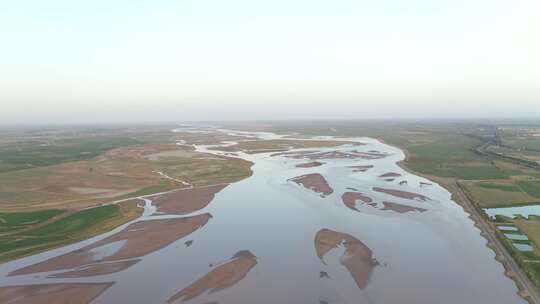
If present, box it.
[153,185,227,214]
[296,161,323,168]
[10,214,211,276]
[315,229,378,289]
[373,187,430,201]
[167,250,257,302]
[0,282,113,304]
[341,192,373,211]
[289,173,334,197]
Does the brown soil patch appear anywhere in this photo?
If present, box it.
[275,150,388,160]
[167,250,257,303]
[289,174,333,197]
[351,151,389,160]
[303,151,369,160]
[381,202,427,214]
[348,165,374,173]
[153,185,227,214]
[0,282,113,304]
[10,214,211,276]
[373,187,430,201]
[215,139,353,154]
[285,150,388,160]
[341,192,373,211]
[271,150,320,157]
[379,172,401,178]
[314,229,378,289]
[47,259,140,278]
[296,161,324,168]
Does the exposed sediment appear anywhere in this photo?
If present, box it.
[274,150,388,160]
[153,185,227,214]
[167,250,257,303]
[289,173,334,197]
[348,165,374,172]
[315,229,378,289]
[381,202,427,214]
[47,260,140,278]
[379,172,401,178]
[10,214,212,276]
[341,192,373,211]
[373,187,430,201]
[296,161,323,168]
[0,282,114,304]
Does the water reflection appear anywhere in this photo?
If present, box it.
[0,128,528,304]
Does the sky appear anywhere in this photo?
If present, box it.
[1,0,539,123]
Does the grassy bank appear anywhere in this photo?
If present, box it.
[0,201,142,263]
[0,209,65,233]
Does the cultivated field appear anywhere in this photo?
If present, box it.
[0,126,254,262]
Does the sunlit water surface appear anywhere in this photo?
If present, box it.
[0,128,525,304]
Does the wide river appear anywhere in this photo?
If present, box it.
[0,128,526,304]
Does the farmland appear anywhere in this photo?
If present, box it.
[0,125,254,261]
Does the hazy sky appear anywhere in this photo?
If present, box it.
[1,0,539,123]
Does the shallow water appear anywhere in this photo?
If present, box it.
[504,234,529,241]
[497,225,519,231]
[485,204,540,219]
[513,243,534,252]
[0,129,526,304]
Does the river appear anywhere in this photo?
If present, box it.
[0,128,526,304]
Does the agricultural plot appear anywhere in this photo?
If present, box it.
[461,181,540,208]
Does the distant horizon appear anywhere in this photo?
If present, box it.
[2,116,540,128]
[1,0,539,123]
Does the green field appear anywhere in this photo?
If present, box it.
[26,205,118,237]
[403,135,507,180]
[0,137,141,173]
[0,209,64,233]
[517,181,540,198]
[505,138,540,151]
[0,202,141,263]
[478,182,521,192]
[461,181,538,208]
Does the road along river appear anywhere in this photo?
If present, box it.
[0,128,526,304]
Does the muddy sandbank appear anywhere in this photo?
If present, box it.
[315,229,378,289]
[0,282,113,304]
[289,174,334,197]
[373,187,430,201]
[341,192,373,211]
[348,165,374,172]
[296,161,324,168]
[153,185,227,214]
[274,150,387,160]
[167,250,257,303]
[10,214,211,276]
[381,202,427,214]
[47,260,140,278]
[379,172,401,178]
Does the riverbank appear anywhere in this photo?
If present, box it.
[391,140,540,304]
